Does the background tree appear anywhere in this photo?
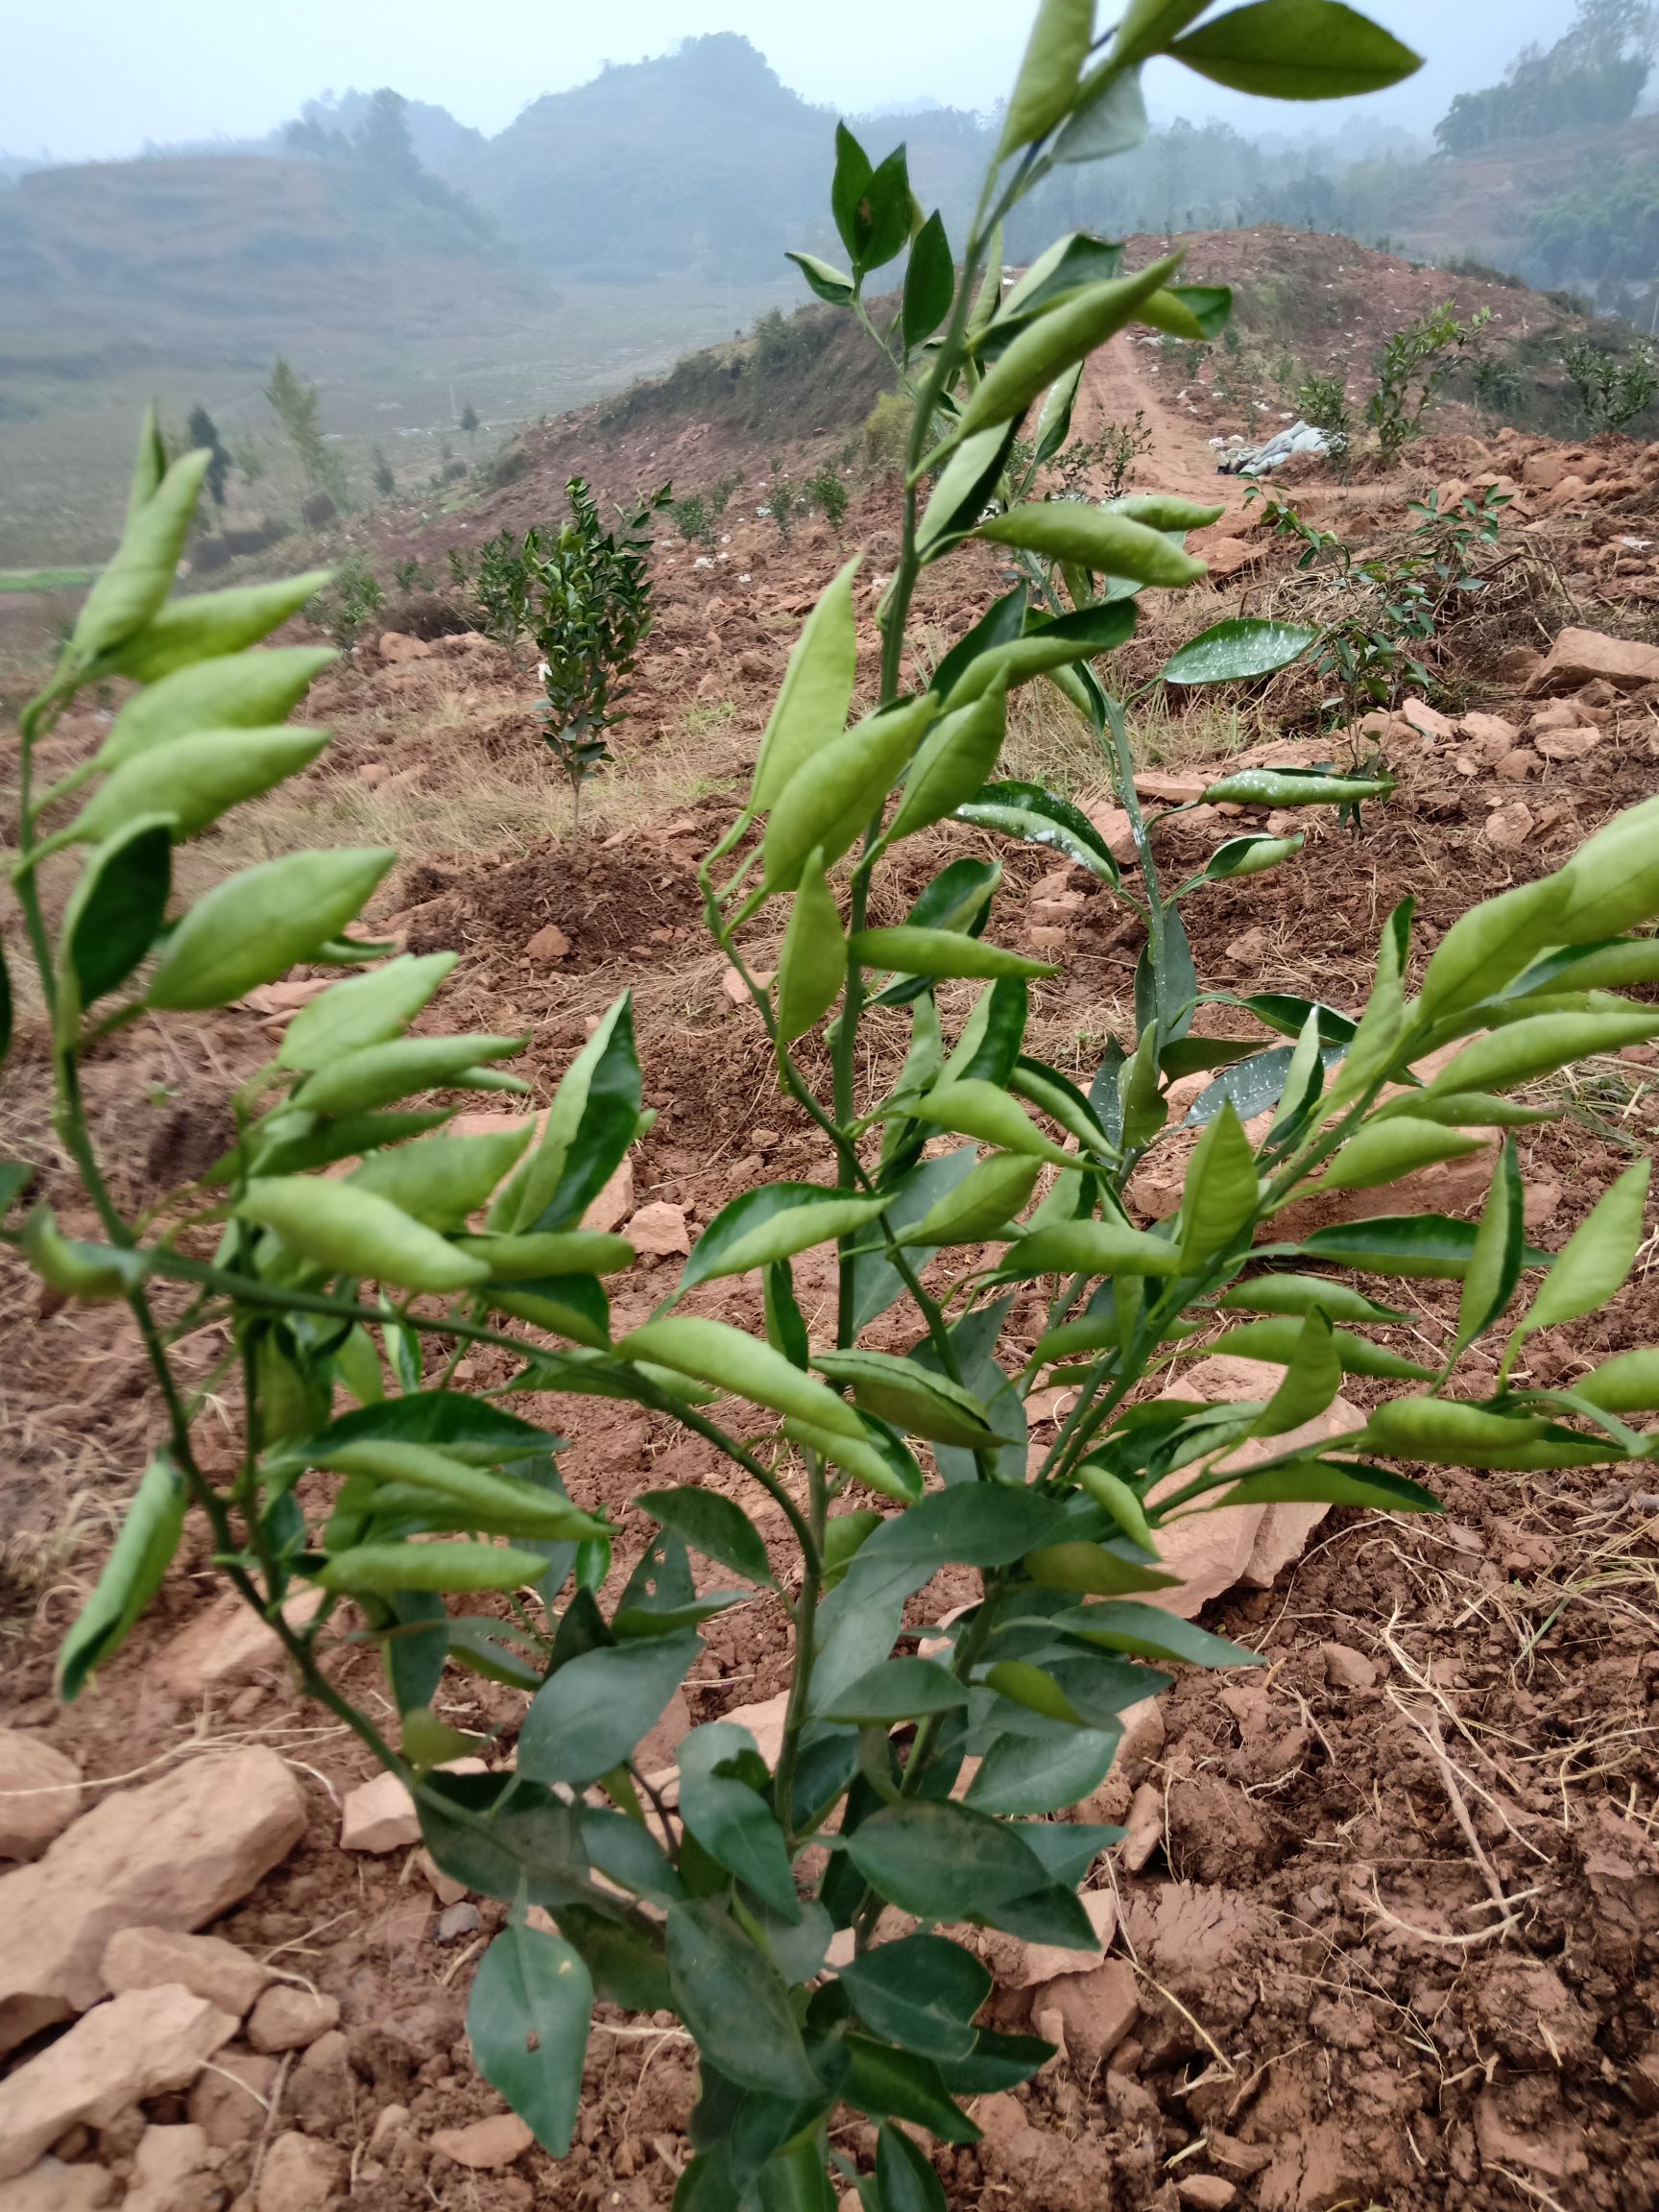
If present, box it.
[184,405,232,511]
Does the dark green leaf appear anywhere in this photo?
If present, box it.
[876,2124,948,2212]
[0,1157,34,1214]
[635,1487,777,1588]
[517,1629,698,1785]
[445,1615,546,1693]
[836,1934,991,2061]
[684,1184,887,1288]
[1041,1599,1263,1668]
[559,1906,673,2011]
[56,1453,185,1700]
[910,1293,1027,1487]
[931,2030,1053,2094]
[468,1922,592,2155]
[1161,617,1313,685]
[1217,1458,1444,1512]
[417,1770,589,1907]
[955,780,1121,885]
[666,1900,823,2099]
[1171,0,1423,99]
[281,1391,558,1468]
[930,589,1029,706]
[840,2038,978,2142]
[964,1725,1119,1815]
[845,1799,1050,1919]
[62,816,172,1010]
[1242,993,1358,1045]
[821,1657,970,1725]
[677,1723,800,1918]
[851,1147,979,1329]
[903,212,955,350]
[1293,1214,1553,1282]
[383,1589,448,1714]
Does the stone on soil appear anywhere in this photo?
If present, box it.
[121,2123,208,2212]
[0,1984,237,2180]
[338,1769,420,1854]
[156,1587,323,1701]
[1030,1958,1141,2077]
[254,2132,345,2212]
[185,2045,278,2150]
[6,2159,118,2211]
[0,1746,307,2054]
[246,1985,341,2055]
[627,1200,690,1256]
[0,1731,82,1861]
[431,2113,535,2169]
[1526,625,1659,694]
[101,1926,272,2016]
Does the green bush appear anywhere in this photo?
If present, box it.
[1367,301,1492,465]
[25,11,1659,2204]
[1562,337,1659,432]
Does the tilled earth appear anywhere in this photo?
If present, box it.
[4,288,1659,2212]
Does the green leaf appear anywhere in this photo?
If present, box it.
[1216,1458,1442,1511]
[999,0,1096,153]
[1001,1218,1180,1277]
[917,421,1025,562]
[776,853,847,1043]
[1244,994,1358,1046]
[1521,1161,1651,1338]
[684,1185,889,1288]
[906,1078,1074,1166]
[518,1629,698,1787]
[1155,282,1234,339]
[902,211,955,349]
[666,1900,823,2100]
[1053,66,1150,163]
[95,645,335,772]
[60,816,171,1015]
[51,729,325,854]
[1248,1309,1341,1436]
[1023,1542,1180,1596]
[1170,0,1423,98]
[931,2030,1053,2094]
[876,2124,949,2212]
[349,1125,534,1230]
[56,1453,185,1700]
[888,685,1011,844]
[811,1348,1014,1450]
[1199,766,1394,806]
[977,500,1205,587]
[763,695,937,895]
[1359,1396,1543,1465]
[277,952,457,1071]
[416,1769,588,1908]
[1429,1011,1659,1100]
[1161,617,1314,685]
[852,1146,980,1324]
[468,1923,592,2156]
[851,927,1055,983]
[840,2040,978,2143]
[963,1726,1120,1815]
[677,1724,800,1918]
[147,847,395,1010]
[620,1314,866,1440]
[236,1176,490,1294]
[1456,1140,1525,1351]
[820,1657,970,1725]
[72,447,210,662]
[1202,833,1304,881]
[1576,1348,1659,1412]
[1219,1273,1403,1323]
[953,779,1122,885]
[952,256,1184,445]
[837,1936,991,2062]
[1417,874,1572,1024]
[291,1391,558,1467]
[751,556,860,812]
[1294,1213,1551,1282]
[1041,1599,1263,1668]
[1552,792,1659,943]
[845,1799,1050,1921]
[1178,1100,1258,1264]
[107,571,333,684]
[291,1034,527,1119]
[316,1541,551,1595]
[1190,1315,1435,1382]
[786,251,855,304]
[459,1229,634,1281]
[494,993,640,1236]
[1306,1117,1486,1194]
[636,1487,777,1589]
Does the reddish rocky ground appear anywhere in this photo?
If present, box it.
[3,258,1659,2212]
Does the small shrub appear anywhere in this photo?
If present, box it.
[1562,339,1659,432]
[1367,301,1492,465]
[474,528,536,647]
[310,550,383,647]
[803,463,850,534]
[390,557,431,593]
[1293,368,1353,466]
[765,475,797,541]
[530,477,671,829]
[673,493,710,543]
[372,450,397,500]
[481,442,532,493]
[862,388,909,476]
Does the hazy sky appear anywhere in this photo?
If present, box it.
[6,2,1582,161]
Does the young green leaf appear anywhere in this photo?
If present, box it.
[95,646,336,772]
[750,556,860,811]
[811,1349,1014,1449]
[147,847,395,1009]
[762,695,937,893]
[108,572,334,684]
[618,1315,867,1440]
[56,1454,186,1701]
[682,1185,890,1286]
[887,684,1010,843]
[1178,1100,1258,1263]
[349,1125,534,1229]
[906,1078,1074,1166]
[953,256,1185,445]
[493,992,639,1236]
[1426,1011,1659,1099]
[1214,1459,1442,1511]
[51,728,326,852]
[72,448,210,663]
[1190,1316,1435,1381]
[1358,1397,1544,1465]
[850,927,1056,982]
[775,852,847,1041]
[786,250,855,304]
[902,210,956,349]
[59,816,172,1016]
[1249,1309,1342,1435]
[998,0,1096,155]
[315,1541,552,1594]
[456,1230,632,1284]
[978,502,1206,587]
[1203,832,1305,881]
[293,1034,529,1118]
[1199,767,1394,806]
[898,1151,1044,1247]
[1304,1117,1486,1194]
[236,1176,491,1293]
[1161,618,1314,685]
[277,952,458,1070]
[1517,1159,1650,1339]
[1001,1217,1181,1277]
[468,1924,593,2156]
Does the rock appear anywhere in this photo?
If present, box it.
[1401,696,1455,741]
[431,2113,535,2170]
[1118,1695,1166,1777]
[6,2159,118,2211]
[0,1985,237,2180]
[0,1733,82,1861]
[122,2124,208,2212]
[436,1901,482,1942]
[1121,1882,1265,1984]
[368,2104,411,2152]
[246,1986,341,2056]
[1135,771,1208,805]
[254,2132,345,2212]
[101,1927,272,2016]
[1321,1642,1379,1692]
[1527,626,1659,695]
[626,1201,690,1257]
[1176,2178,1237,2210]
[187,2044,278,2150]
[586,1156,635,1235]
[1033,2006,1068,2067]
[1534,727,1601,760]
[157,1587,323,1700]
[1078,794,1140,861]
[1004,1892,1119,1986]
[1141,1358,1362,1618]
[1484,800,1534,850]
[1521,450,1573,492]
[1199,536,1265,580]
[1494,749,1535,781]
[287,2031,353,2132]
[1496,645,1543,685]
[1121,1782,1165,1872]
[1538,474,1590,516]
[0,1747,307,2055]
[414,1848,467,1907]
[1459,710,1522,755]
[338,1770,419,1854]
[1030,1957,1140,2077]
[377,633,432,663]
[524,924,571,961]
